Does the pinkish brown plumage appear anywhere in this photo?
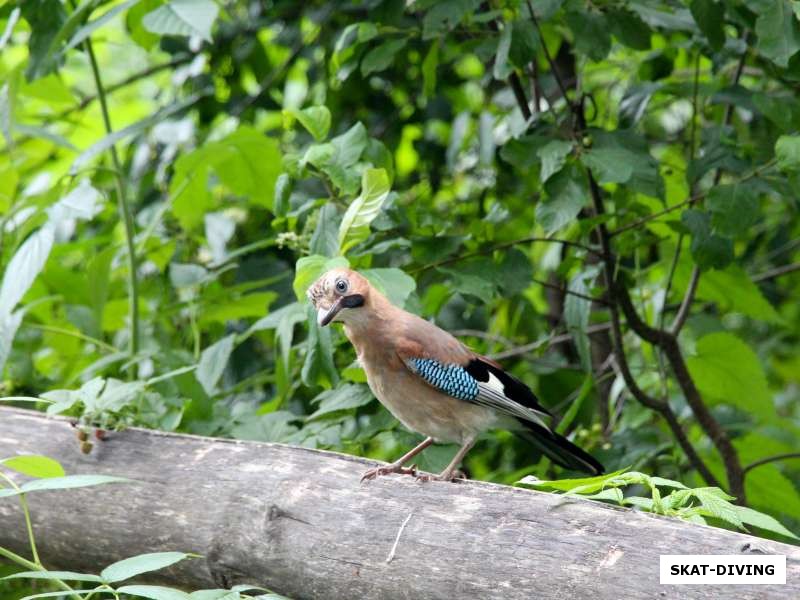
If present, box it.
[307,267,603,482]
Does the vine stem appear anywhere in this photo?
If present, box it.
[0,472,83,600]
[0,470,38,565]
[0,546,84,600]
[84,37,140,361]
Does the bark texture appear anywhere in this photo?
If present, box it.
[0,407,797,600]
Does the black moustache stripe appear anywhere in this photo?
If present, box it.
[341,294,365,308]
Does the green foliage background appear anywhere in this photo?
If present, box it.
[1,1,799,586]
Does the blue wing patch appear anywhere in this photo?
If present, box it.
[410,358,479,402]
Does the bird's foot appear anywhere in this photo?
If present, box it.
[360,463,418,483]
[415,469,467,483]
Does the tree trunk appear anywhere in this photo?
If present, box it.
[0,407,797,599]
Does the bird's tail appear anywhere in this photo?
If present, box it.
[517,419,604,475]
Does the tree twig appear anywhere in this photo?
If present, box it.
[413,236,599,275]
[669,266,699,335]
[752,262,800,283]
[743,453,800,476]
[385,511,414,564]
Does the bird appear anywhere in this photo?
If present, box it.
[307,268,604,482]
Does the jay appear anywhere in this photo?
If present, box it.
[307,268,603,482]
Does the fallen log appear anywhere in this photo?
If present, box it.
[0,406,797,599]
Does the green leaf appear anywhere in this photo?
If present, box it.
[116,585,192,600]
[706,183,759,237]
[2,571,101,583]
[590,130,662,197]
[438,259,497,299]
[19,0,68,80]
[694,265,782,324]
[308,383,374,419]
[537,140,572,183]
[681,209,733,270]
[694,489,744,529]
[517,469,629,493]
[690,0,725,50]
[292,255,349,301]
[565,9,611,61]
[171,126,282,228]
[231,411,299,443]
[248,302,305,359]
[0,475,131,498]
[304,123,369,194]
[555,374,592,435]
[338,168,391,254]
[310,203,340,257]
[20,591,103,600]
[732,505,799,540]
[301,304,337,388]
[285,106,331,142]
[73,94,203,174]
[127,0,161,49]
[142,0,219,42]
[102,552,191,583]
[755,0,800,67]
[422,0,480,40]
[273,173,292,217]
[686,332,775,420]
[493,23,512,80]
[361,38,407,76]
[608,8,651,50]
[362,268,416,307]
[536,164,588,234]
[580,148,635,184]
[1,455,64,478]
[509,20,539,68]
[0,225,54,316]
[565,273,593,372]
[196,335,235,396]
[422,40,439,99]
[775,134,800,172]
[170,263,208,288]
[744,464,800,525]
[63,0,142,54]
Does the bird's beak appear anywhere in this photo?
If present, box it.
[317,298,343,327]
[316,294,365,327]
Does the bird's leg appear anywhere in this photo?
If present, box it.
[417,436,476,483]
[361,437,434,482]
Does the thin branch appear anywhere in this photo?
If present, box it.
[74,55,192,116]
[669,40,748,338]
[670,265,699,336]
[451,329,515,347]
[752,262,800,282]
[525,1,571,108]
[413,236,599,274]
[509,72,532,121]
[490,323,612,360]
[743,453,800,476]
[1,56,192,154]
[385,511,414,564]
[85,37,140,359]
[608,160,774,237]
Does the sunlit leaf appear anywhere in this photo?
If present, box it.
[1,455,64,478]
[142,0,219,42]
[102,552,191,583]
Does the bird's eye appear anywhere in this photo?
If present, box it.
[335,279,348,294]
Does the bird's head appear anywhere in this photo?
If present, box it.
[307,268,371,327]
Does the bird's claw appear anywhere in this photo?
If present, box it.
[415,469,467,483]
[360,463,419,483]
